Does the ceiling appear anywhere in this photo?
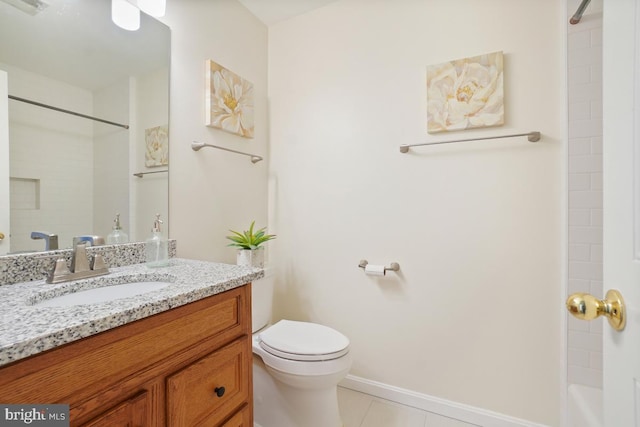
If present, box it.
[237,0,339,26]
[0,0,335,91]
[0,0,169,91]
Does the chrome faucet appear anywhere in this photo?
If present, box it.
[46,240,109,284]
[31,231,58,251]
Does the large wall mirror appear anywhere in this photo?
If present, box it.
[0,0,170,255]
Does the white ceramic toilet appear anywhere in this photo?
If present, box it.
[251,268,352,427]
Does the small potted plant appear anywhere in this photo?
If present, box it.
[226,221,276,267]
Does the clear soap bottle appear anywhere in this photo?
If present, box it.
[145,214,168,267]
[107,213,129,244]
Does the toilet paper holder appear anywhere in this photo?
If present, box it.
[358,260,400,274]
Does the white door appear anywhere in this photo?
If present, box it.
[0,70,10,255]
[603,0,640,425]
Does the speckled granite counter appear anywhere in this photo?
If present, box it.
[0,241,178,285]
[0,258,263,367]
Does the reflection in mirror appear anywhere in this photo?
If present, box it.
[0,0,170,255]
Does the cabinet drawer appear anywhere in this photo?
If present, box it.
[167,338,250,426]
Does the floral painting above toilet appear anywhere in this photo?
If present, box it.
[426,51,504,133]
[205,59,255,138]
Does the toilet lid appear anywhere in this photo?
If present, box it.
[258,319,350,361]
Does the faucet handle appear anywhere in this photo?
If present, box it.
[91,254,108,271]
[31,231,59,251]
[71,242,91,273]
[72,235,105,247]
[46,258,72,284]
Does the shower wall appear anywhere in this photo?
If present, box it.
[566,0,604,389]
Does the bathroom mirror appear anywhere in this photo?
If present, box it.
[0,0,170,255]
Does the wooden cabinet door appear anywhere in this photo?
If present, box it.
[166,338,250,426]
[220,406,253,427]
[221,405,252,427]
[81,391,151,427]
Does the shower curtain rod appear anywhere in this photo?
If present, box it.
[399,131,541,153]
[8,95,130,129]
[570,0,591,25]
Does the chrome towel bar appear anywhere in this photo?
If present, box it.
[570,0,592,25]
[191,141,263,163]
[399,131,540,153]
[133,170,168,178]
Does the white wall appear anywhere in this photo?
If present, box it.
[0,71,10,254]
[2,62,164,250]
[268,0,564,425]
[132,68,170,242]
[94,67,169,243]
[566,0,604,390]
[2,63,94,251]
[162,0,268,263]
[93,79,130,240]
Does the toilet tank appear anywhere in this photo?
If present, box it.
[251,267,275,333]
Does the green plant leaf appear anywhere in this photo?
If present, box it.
[225,220,276,250]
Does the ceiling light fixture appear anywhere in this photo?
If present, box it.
[111,0,165,31]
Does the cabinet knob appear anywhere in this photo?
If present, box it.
[214,386,225,398]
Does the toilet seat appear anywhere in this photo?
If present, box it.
[258,320,350,362]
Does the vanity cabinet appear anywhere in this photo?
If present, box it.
[0,284,253,426]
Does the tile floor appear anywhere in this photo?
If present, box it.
[337,387,480,427]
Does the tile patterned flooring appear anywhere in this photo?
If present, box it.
[338,387,480,427]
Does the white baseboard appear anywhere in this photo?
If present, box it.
[339,375,550,427]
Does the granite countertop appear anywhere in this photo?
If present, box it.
[0,258,263,367]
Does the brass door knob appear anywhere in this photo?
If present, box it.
[566,289,626,331]
[0,232,4,240]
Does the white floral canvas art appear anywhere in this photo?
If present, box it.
[205,60,254,138]
[145,125,168,167]
[426,51,504,133]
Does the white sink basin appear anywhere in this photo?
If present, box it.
[34,281,172,307]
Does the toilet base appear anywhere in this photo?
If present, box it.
[253,355,345,427]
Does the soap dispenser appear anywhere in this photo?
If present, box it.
[107,213,129,244]
[145,213,168,267]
